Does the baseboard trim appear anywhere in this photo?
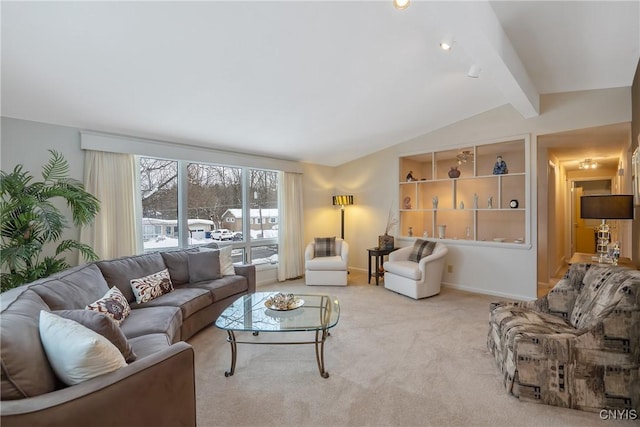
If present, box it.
[442,282,535,301]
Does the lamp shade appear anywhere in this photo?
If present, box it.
[580,195,634,219]
[332,195,354,206]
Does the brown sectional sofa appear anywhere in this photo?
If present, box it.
[1,248,256,427]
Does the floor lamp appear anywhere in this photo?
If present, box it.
[580,194,634,264]
[332,195,354,240]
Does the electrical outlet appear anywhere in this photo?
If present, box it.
[447,265,453,273]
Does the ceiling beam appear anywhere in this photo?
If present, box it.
[433,1,540,118]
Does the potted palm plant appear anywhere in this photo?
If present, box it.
[1,150,100,292]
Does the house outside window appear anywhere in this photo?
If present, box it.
[139,157,278,266]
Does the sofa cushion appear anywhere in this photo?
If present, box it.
[570,266,639,329]
[97,252,167,302]
[120,305,182,343]
[128,333,172,359]
[130,286,212,319]
[188,250,222,283]
[85,286,132,326]
[161,248,198,285]
[306,256,346,271]
[187,275,249,302]
[408,239,436,262]
[29,264,111,310]
[1,288,57,400]
[314,236,336,257]
[39,311,127,386]
[130,268,174,304]
[54,309,137,363]
[383,260,422,280]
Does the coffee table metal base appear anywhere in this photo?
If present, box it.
[223,329,331,378]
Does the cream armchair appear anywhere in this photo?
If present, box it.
[383,241,448,299]
[304,238,349,286]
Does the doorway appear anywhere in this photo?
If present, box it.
[571,179,612,255]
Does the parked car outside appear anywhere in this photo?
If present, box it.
[211,229,233,240]
[232,232,243,241]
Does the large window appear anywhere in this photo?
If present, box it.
[139,157,279,265]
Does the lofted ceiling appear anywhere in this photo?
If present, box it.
[1,1,639,167]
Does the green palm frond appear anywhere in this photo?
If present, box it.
[41,149,70,182]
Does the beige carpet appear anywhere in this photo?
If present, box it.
[188,271,633,427]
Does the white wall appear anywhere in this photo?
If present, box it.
[304,87,631,300]
[1,118,85,263]
[2,87,633,299]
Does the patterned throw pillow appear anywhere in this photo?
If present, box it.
[85,286,131,326]
[130,268,174,304]
[314,237,337,257]
[408,239,437,262]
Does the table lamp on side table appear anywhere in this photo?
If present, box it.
[580,194,634,264]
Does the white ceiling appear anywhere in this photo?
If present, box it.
[2,1,639,167]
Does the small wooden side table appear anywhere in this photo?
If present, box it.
[568,252,636,269]
[367,247,399,286]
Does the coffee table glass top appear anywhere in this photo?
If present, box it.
[215,292,340,332]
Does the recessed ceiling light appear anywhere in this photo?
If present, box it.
[393,0,410,10]
[440,38,454,51]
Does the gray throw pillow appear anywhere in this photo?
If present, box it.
[314,236,337,257]
[54,309,137,363]
[408,240,437,262]
[188,250,222,283]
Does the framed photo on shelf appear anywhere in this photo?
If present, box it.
[633,146,640,205]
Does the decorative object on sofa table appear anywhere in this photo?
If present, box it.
[265,293,304,311]
[332,194,354,240]
[403,196,411,209]
[432,196,438,209]
[378,207,397,250]
[487,196,493,209]
[406,170,415,181]
[492,155,508,174]
[580,194,634,262]
[438,224,446,239]
[448,166,461,178]
[0,149,100,292]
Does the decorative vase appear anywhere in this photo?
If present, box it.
[438,224,447,239]
[378,233,394,250]
[448,166,461,178]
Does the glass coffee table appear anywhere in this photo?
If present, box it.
[215,292,340,378]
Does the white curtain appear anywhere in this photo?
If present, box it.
[277,172,305,281]
[80,150,141,260]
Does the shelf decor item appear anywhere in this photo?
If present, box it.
[438,224,447,239]
[432,196,438,209]
[487,196,493,209]
[406,170,415,182]
[492,155,508,175]
[403,196,411,209]
[448,166,461,178]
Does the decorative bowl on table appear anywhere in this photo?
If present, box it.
[265,293,304,311]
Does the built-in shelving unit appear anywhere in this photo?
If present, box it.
[399,137,529,245]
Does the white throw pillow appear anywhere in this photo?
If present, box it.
[200,246,236,276]
[38,311,127,386]
[219,245,236,276]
